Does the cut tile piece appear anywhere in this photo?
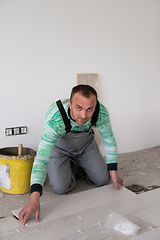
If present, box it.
[77,73,99,93]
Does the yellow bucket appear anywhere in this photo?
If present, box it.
[0,145,36,194]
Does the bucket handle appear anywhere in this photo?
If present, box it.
[18,144,23,156]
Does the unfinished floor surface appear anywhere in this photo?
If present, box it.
[0,146,160,239]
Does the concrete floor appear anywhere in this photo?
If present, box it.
[117,146,160,193]
[0,146,160,239]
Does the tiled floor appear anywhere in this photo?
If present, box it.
[0,146,160,239]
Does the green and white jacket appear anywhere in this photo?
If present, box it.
[30,99,117,195]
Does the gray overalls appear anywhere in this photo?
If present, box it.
[47,100,110,195]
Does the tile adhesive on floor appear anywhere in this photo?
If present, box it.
[0,146,160,239]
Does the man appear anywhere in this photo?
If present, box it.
[19,84,123,224]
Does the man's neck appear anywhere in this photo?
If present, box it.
[68,107,75,122]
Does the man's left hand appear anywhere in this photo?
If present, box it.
[109,170,123,190]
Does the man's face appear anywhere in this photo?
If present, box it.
[69,92,97,126]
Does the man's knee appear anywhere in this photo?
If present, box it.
[99,173,110,186]
[50,182,69,195]
[87,171,110,187]
[49,176,76,195]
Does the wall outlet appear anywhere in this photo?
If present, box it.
[5,128,13,136]
[14,128,20,135]
[21,127,27,134]
[5,126,27,136]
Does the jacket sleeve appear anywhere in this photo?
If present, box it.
[30,103,60,194]
[97,103,118,171]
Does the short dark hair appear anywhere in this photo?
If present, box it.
[70,84,97,102]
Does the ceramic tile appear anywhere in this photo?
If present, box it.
[136,188,160,206]
[12,184,132,227]
[12,187,160,238]
[32,214,94,240]
[60,188,107,210]
[12,196,79,228]
[133,205,160,227]
[0,216,23,238]
[73,204,111,226]
[61,224,130,240]
[11,187,160,238]
[78,184,135,202]
[108,193,158,217]
[126,215,158,236]
[73,199,137,227]
[73,192,158,227]
[130,227,160,240]
[12,192,107,227]
[110,188,160,218]
[3,214,94,240]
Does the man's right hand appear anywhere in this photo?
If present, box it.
[18,191,40,225]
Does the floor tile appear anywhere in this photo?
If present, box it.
[83,184,135,201]
[2,214,94,240]
[125,215,158,236]
[13,184,132,227]
[73,189,160,227]
[136,188,160,206]
[133,205,160,227]
[60,224,130,240]
[12,192,107,228]
[130,227,160,240]
[0,216,23,238]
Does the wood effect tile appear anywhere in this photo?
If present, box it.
[136,188,160,206]
[60,224,130,240]
[2,214,94,240]
[125,215,158,236]
[0,216,23,238]
[133,205,160,227]
[13,185,132,227]
[12,192,107,228]
[11,185,160,239]
[73,191,160,227]
[130,227,160,240]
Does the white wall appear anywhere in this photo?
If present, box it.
[0,0,160,154]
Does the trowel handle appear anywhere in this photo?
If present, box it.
[18,144,23,156]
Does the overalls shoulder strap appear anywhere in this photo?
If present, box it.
[56,100,72,133]
[91,100,100,127]
[56,99,100,133]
